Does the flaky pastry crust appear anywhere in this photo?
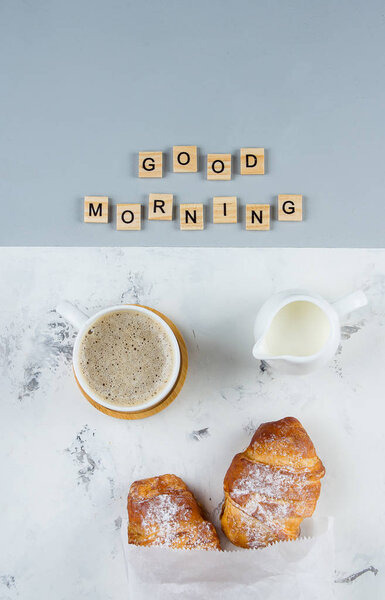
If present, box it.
[221,417,325,548]
[128,473,221,550]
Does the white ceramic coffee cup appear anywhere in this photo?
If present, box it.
[56,302,181,412]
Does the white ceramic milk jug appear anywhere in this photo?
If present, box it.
[252,289,367,375]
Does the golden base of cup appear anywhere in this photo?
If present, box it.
[73,305,188,420]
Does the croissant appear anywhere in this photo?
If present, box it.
[127,473,221,550]
[221,416,325,548]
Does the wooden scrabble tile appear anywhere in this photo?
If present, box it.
[278,195,303,221]
[246,204,270,230]
[240,148,265,174]
[173,146,198,172]
[207,154,231,180]
[180,204,204,230]
[116,204,141,230]
[84,196,109,223]
[148,193,173,220]
[138,152,163,178]
[213,196,237,223]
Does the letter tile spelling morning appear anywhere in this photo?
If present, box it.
[240,148,265,175]
[213,196,237,224]
[246,204,270,230]
[278,195,303,221]
[138,152,163,178]
[116,204,142,230]
[180,204,204,230]
[148,194,173,221]
[173,146,198,173]
[207,153,232,180]
[84,196,109,223]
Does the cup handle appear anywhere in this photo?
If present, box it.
[332,290,368,320]
[56,301,89,331]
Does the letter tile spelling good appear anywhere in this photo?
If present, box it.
[207,154,232,180]
[138,152,163,178]
[173,146,198,173]
[240,148,265,175]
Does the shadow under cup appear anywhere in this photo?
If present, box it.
[72,305,182,414]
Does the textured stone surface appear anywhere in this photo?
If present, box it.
[0,247,384,598]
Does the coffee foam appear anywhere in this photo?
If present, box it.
[78,310,175,407]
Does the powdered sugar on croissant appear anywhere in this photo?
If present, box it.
[221,417,325,548]
[128,474,221,550]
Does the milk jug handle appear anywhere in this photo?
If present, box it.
[332,290,367,320]
[56,301,89,331]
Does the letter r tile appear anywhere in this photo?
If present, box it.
[148,193,173,220]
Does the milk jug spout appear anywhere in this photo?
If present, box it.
[252,337,269,361]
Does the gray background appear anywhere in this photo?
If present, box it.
[1,0,384,247]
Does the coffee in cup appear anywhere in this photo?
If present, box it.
[78,309,177,408]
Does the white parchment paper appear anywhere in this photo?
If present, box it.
[121,518,335,599]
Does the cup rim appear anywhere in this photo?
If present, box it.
[73,304,181,412]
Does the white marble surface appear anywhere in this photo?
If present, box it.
[1,247,385,599]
